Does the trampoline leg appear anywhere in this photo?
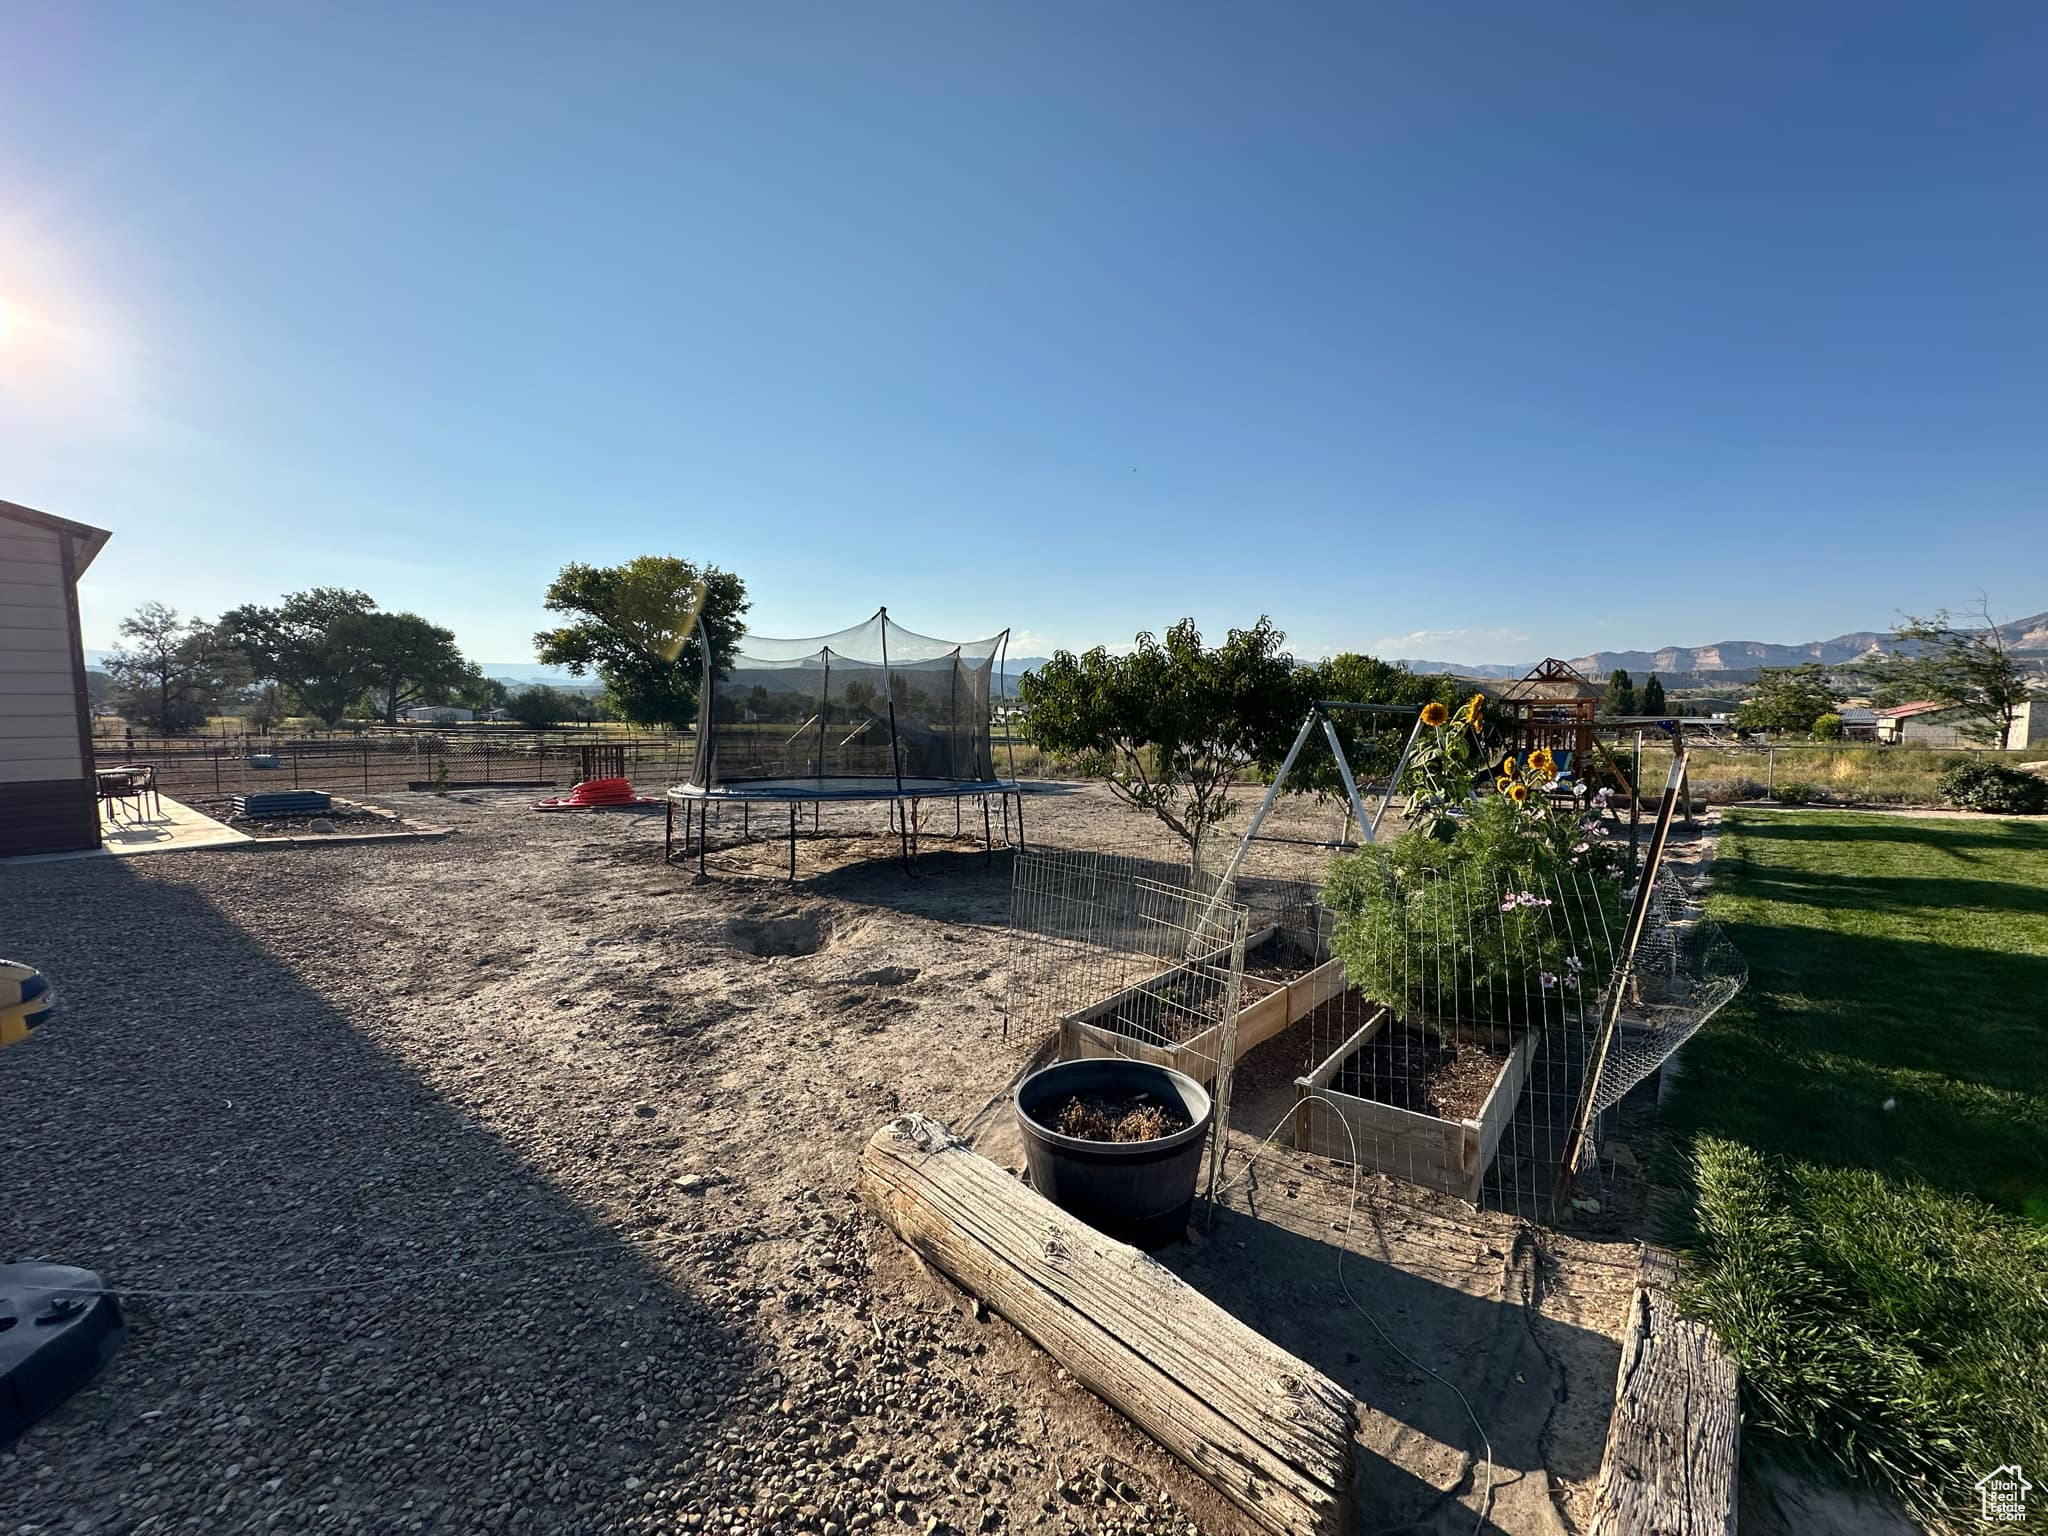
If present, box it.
[983,795,993,864]
[955,798,961,839]
[665,799,675,864]
[698,804,707,876]
[1015,790,1026,849]
[1001,793,1011,846]
[789,803,798,881]
[898,797,911,871]
[743,802,749,838]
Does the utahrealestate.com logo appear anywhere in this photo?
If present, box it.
[1975,1465,2032,1524]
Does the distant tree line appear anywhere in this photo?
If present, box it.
[98,553,752,736]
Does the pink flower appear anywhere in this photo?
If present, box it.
[1540,971,1558,990]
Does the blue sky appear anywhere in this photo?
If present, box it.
[4,2,2043,666]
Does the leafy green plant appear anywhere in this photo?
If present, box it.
[1937,759,2048,815]
[1397,692,1490,840]
[1325,753,1626,1025]
[1811,712,1845,741]
[1775,778,1819,805]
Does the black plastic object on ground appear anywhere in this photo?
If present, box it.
[1014,1059,1214,1249]
[0,1263,125,1445]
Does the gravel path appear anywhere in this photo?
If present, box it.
[2,783,1631,1536]
[0,788,1238,1536]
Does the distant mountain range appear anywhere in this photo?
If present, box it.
[1397,610,2048,685]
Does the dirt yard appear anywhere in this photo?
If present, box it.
[1,783,1652,1535]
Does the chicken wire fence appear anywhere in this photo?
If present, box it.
[1006,836,1744,1225]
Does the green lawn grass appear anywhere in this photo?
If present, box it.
[1661,811,2048,1531]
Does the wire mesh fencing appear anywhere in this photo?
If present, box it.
[1005,825,1746,1226]
[1004,848,1252,1207]
[91,733,694,802]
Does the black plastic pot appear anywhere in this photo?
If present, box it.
[1014,1059,1214,1249]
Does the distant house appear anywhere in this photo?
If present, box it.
[1837,706,1879,741]
[1874,698,2048,750]
[400,706,474,724]
[0,499,112,857]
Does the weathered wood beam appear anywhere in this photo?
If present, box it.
[860,1115,1356,1536]
[1589,1248,1739,1536]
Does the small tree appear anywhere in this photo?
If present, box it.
[1734,664,1839,734]
[534,556,748,730]
[1019,617,1302,863]
[1600,669,1637,718]
[103,602,249,735]
[457,671,509,715]
[244,681,287,734]
[508,684,573,729]
[1641,674,1667,715]
[1811,712,1845,741]
[1859,600,2034,747]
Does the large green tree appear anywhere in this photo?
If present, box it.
[1641,673,1667,715]
[1019,616,1302,862]
[1858,601,2035,747]
[1734,664,1839,734]
[533,556,748,730]
[103,602,249,734]
[220,588,381,727]
[358,611,474,725]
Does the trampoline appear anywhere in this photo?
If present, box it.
[666,608,1024,876]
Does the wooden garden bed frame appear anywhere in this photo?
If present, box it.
[1056,925,1347,1085]
[1292,1007,1537,1203]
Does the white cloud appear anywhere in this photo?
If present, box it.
[1368,626,1531,660]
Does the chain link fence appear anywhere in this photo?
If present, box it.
[91,732,694,801]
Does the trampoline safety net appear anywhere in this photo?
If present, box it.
[690,609,1009,791]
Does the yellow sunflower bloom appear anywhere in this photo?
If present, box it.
[1509,783,1530,803]
[1496,776,1514,794]
[1461,693,1485,725]
[1420,701,1449,727]
[1501,755,1516,776]
[1529,748,1555,774]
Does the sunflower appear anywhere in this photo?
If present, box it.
[1420,701,1449,727]
[1496,776,1514,794]
[1509,783,1530,803]
[1501,755,1516,776]
[1529,747,1555,775]
[1459,692,1485,725]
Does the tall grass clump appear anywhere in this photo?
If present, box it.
[1680,1139,2048,1531]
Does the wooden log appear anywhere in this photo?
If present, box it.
[1589,1252,1740,1536]
[860,1115,1356,1536]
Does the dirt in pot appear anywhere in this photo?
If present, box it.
[1051,1093,1192,1143]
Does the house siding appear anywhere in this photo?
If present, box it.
[0,509,102,855]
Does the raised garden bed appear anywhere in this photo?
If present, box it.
[1293,1005,1535,1203]
[1057,925,1346,1086]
